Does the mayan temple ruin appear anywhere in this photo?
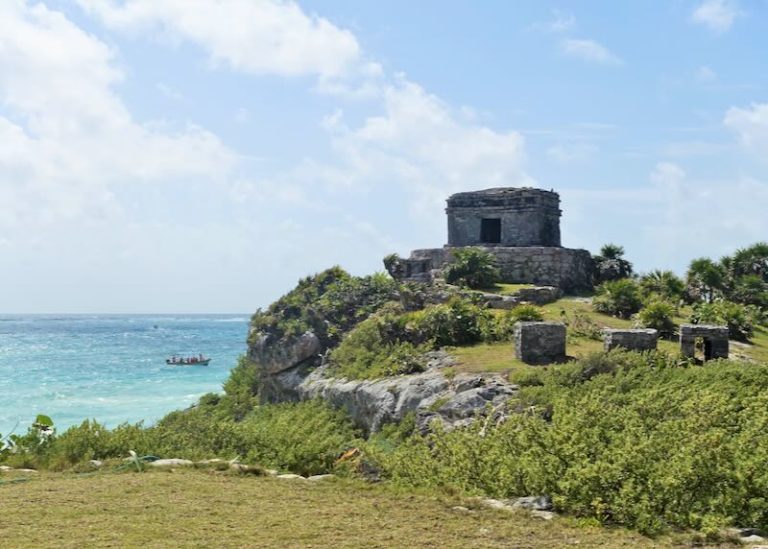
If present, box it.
[387,187,593,292]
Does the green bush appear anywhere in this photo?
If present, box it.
[635,300,677,337]
[328,311,428,380]
[249,267,398,348]
[411,297,493,347]
[376,353,768,535]
[328,297,503,379]
[443,248,500,289]
[593,279,643,318]
[690,300,755,342]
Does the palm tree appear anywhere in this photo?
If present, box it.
[686,258,724,303]
[640,270,685,301]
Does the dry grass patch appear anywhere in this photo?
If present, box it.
[0,469,693,548]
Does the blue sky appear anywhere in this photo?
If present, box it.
[2,0,767,313]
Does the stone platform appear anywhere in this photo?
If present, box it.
[401,246,593,293]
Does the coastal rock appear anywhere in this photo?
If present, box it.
[248,330,322,375]
[276,474,306,480]
[149,459,193,468]
[297,355,517,434]
[512,495,553,511]
[307,474,336,482]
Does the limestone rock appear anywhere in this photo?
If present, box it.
[149,459,193,467]
[276,474,306,480]
[307,474,336,482]
[248,330,322,375]
[512,495,552,511]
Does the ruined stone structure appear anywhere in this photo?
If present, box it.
[387,187,593,292]
[514,322,567,365]
[447,188,561,247]
[603,329,658,352]
[679,324,729,360]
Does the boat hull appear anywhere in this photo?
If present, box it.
[166,359,211,366]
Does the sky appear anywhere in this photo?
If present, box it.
[2,0,767,313]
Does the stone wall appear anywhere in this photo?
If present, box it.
[603,329,658,352]
[446,188,561,247]
[679,324,729,360]
[514,321,567,365]
[406,246,593,293]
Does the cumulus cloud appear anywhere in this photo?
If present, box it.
[319,80,533,218]
[561,38,622,65]
[724,103,768,155]
[0,1,235,233]
[691,0,741,34]
[76,0,362,78]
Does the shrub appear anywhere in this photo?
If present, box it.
[411,297,493,347]
[690,300,755,342]
[563,310,603,340]
[376,353,768,535]
[509,304,544,322]
[443,248,500,289]
[635,300,677,337]
[593,279,643,318]
[249,267,398,348]
[485,305,545,342]
[328,311,428,380]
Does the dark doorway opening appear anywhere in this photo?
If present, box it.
[480,218,501,244]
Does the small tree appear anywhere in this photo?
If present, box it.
[593,278,643,319]
[686,258,724,303]
[635,300,677,337]
[443,248,500,289]
[593,243,634,284]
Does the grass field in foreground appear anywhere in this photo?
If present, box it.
[0,469,693,548]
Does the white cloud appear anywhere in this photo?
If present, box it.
[696,65,717,82]
[724,103,768,155]
[320,80,533,216]
[561,39,622,65]
[0,2,235,232]
[530,9,576,33]
[650,161,686,188]
[691,0,740,34]
[76,0,362,78]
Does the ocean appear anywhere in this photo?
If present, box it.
[0,314,249,437]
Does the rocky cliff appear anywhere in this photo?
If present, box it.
[248,329,517,434]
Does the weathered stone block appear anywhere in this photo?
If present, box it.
[679,324,729,360]
[514,322,567,365]
[516,286,562,305]
[603,329,658,352]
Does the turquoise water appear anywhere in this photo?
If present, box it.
[0,315,249,436]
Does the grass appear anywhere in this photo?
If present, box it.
[449,297,767,376]
[0,468,699,548]
[488,283,536,295]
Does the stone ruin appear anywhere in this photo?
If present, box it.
[603,329,658,352]
[386,187,593,292]
[679,324,729,360]
[514,322,567,365]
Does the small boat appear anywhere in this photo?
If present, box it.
[166,355,211,366]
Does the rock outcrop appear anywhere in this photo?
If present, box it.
[250,337,518,434]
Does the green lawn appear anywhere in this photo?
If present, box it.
[0,468,701,548]
[449,297,767,377]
